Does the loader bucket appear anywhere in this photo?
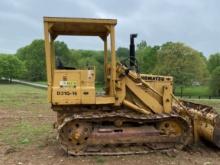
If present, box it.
[178,100,220,148]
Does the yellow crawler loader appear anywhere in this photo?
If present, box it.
[43,17,220,155]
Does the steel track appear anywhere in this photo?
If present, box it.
[57,108,192,156]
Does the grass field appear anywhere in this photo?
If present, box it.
[1,83,220,165]
[175,86,212,97]
[0,83,54,149]
[14,82,216,98]
[0,83,220,148]
[0,121,52,147]
[0,83,47,109]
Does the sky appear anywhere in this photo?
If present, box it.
[0,0,220,56]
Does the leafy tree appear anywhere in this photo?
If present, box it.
[16,40,46,81]
[10,38,212,92]
[208,53,220,73]
[136,41,159,73]
[70,49,105,84]
[116,47,129,61]
[0,55,26,82]
[153,42,208,92]
[116,41,159,73]
[16,39,75,81]
[210,66,220,96]
[137,40,147,49]
[55,41,77,68]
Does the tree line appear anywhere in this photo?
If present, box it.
[0,39,220,95]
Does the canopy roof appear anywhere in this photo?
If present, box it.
[44,17,117,37]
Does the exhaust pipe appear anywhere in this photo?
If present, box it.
[129,34,137,69]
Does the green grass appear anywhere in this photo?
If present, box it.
[0,83,219,150]
[175,86,211,97]
[94,156,106,164]
[185,99,220,111]
[0,83,47,109]
[0,83,53,148]
[0,121,52,148]
[96,83,104,92]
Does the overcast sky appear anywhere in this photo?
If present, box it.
[0,0,219,56]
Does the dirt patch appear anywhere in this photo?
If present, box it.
[1,143,220,165]
[1,108,220,165]
[1,84,220,165]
